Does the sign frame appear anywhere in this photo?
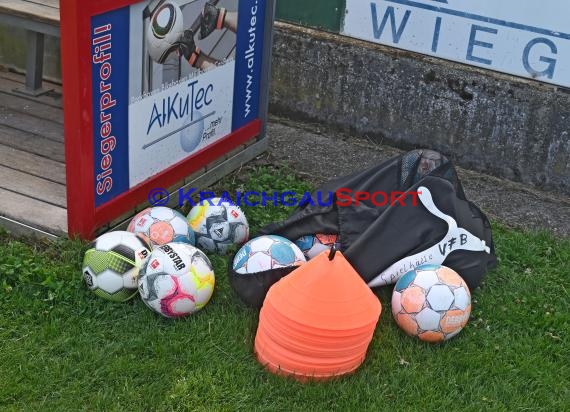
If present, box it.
[61,0,275,239]
[342,0,570,88]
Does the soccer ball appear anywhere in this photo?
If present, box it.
[187,197,249,254]
[127,206,195,249]
[146,0,184,64]
[82,231,151,302]
[295,233,341,260]
[233,235,306,274]
[138,242,215,318]
[392,265,472,343]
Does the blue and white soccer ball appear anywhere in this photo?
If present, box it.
[232,235,306,274]
[295,233,340,260]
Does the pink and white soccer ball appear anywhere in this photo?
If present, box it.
[138,242,215,318]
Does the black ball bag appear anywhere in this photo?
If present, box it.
[229,149,497,308]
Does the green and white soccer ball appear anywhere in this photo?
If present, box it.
[82,231,151,302]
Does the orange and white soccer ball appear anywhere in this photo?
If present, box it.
[391,264,471,343]
[127,207,195,249]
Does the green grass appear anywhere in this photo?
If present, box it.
[1,165,569,411]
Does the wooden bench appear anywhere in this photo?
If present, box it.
[0,0,60,95]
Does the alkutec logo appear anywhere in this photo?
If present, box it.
[147,187,422,208]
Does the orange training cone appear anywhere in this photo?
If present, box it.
[254,248,381,381]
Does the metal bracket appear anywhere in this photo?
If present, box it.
[13,31,53,97]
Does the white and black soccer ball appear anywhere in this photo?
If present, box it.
[146,0,184,63]
[127,206,195,249]
[138,242,215,318]
[187,197,249,254]
[82,231,151,302]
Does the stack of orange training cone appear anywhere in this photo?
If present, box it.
[254,249,382,381]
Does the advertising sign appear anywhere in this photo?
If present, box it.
[343,0,570,88]
[61,0,273,238]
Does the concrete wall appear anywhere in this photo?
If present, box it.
[270,23,570,195]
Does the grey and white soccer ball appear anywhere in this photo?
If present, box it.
[187,197,249,254]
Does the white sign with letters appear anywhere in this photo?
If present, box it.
[343,0,570,87]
